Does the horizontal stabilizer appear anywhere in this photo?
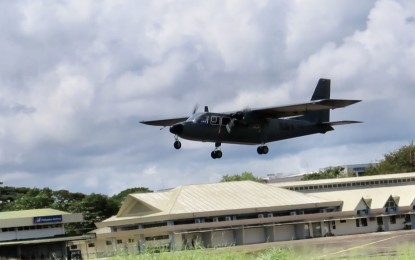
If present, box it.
[322,120,363,126]
[318,99,361,109]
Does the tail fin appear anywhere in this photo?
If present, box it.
[301,78,331,123]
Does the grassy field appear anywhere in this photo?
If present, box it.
[109,244,415,260]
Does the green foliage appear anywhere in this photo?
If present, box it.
[65,193,119,235]
[365,143,415,175]
[221,171,265,183]
[5,188,55,211]
[301,167,345,181]
[0,186,152,235]
[111,187,152,207]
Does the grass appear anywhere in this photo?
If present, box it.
[110,247,297,260]
[109,243,415,260]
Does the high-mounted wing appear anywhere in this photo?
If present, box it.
[140,117,188,126]
[251,99,361,118]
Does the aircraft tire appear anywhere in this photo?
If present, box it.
[211,151,217,159]
[257,146,263,155]
[257,146,269,155]
[211,150,222,159]
[174,140,181,149]
[216,150,222,159]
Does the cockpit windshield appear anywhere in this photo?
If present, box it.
[186,113,209,124]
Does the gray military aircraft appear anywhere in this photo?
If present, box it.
[141,78,361,159]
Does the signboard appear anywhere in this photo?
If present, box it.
[33,215,63,224]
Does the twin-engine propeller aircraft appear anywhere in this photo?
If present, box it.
[141,78,361,159]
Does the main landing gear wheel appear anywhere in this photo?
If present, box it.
[211,142,222,159]
[174,140,181,149]
[173,135,181,150]
[211,150,222,159]
[257,145,269,155]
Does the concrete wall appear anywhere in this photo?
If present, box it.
[243,227,265,245]
[210,230,235,247]
[273,225,295,241]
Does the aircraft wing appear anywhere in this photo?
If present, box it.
[140,117,188,126]
[251,99,361,118]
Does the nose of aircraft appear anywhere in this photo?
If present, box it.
[169,123,183,134]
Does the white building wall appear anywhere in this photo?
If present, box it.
[15,227,64,240]
[0,231,17,241]
[210,230,234,247]
[243,227,265,245]
[331,219,378,236]
[273,225,295,241]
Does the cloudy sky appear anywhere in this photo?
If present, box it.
[1,0,414,195]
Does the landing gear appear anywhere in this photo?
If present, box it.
[173,136,181,149]
[211,142,222,159]
[211,150,222,159]
[257,145,269,155]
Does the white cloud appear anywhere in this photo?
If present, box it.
[0,0,414,195]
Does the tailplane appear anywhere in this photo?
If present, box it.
[300,78,331,123]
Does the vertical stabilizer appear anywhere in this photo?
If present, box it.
[311,78,330,101]
[297,78,331,123]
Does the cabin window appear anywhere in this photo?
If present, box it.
[210,116,219,125]
[221,117,231,125]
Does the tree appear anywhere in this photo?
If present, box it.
[7,188,54,211]
[365,143,415,175]
[111,187,152,207]
[67,193,119,235]
[220,171,265,183]
[301,167,345,181]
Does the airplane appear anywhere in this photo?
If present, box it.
[141,78,361,159]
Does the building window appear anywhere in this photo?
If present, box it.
[340,219,346,223]
[117,239,122,244]
[88,243,95,248]
[377,217,384,226]
[128,238,134,243]
[106,241,112,246]
[70,245,77,250]
[390,215,396,224]
[356,218,368,227]
[331,221,336,230]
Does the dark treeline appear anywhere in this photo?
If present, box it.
[0,186,152,235]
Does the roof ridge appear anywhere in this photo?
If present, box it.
[167,185,184,214]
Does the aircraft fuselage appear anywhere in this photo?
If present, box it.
[170,112,333,145]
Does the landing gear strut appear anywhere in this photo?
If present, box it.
[173,136,181,149]
[257,145,269,155]
[211,142,223,159]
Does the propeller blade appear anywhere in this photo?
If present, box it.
[192,104,199,115]
[226,118,235,133]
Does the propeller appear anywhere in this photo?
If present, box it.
[192,104,199,115]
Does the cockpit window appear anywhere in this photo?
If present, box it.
[186,113,209,124]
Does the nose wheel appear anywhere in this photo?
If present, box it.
[211,142,222,159]
[257,145,269,155]
[173,136,181,149]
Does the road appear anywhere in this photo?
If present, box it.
[223,230,415,259]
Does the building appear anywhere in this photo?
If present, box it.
[0,208,83,259]
[320,163,377,176]
[90,172,415,257]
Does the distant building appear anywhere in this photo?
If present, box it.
[88,172,415,257]
[321,163,377,176]
[0,208,83,259]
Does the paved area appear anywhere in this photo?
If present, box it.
[221,230,415,259]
